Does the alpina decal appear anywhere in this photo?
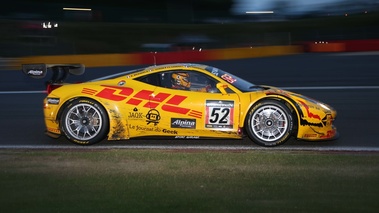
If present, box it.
[171,118,196,129]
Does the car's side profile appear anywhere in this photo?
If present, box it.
[22,63,338,147]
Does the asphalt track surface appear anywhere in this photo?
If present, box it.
[1,52,379,151]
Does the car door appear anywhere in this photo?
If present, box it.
[149,70,242,139]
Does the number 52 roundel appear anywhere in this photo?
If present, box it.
[205,100,234,129]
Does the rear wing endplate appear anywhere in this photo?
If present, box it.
[22,63,85,83]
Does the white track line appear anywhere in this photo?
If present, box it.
[0,145,378,152]
[0,91,46,94]
[282,86,379,90]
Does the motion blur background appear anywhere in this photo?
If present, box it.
[0,0,379,58]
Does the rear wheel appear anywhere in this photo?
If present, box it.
[60,98,109,145]
[246,100,293,147]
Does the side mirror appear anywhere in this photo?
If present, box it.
[216,83,229,95]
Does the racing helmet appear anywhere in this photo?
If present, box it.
[172,72,191,89]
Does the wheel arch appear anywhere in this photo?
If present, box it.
[56,96,131,140]
[56,96,111,132]
[243,96,300,136]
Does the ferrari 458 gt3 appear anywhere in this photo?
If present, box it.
[22,63,338,147]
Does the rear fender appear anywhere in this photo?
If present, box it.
[56,97,130,141]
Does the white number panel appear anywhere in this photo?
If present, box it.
[205,100,234,129]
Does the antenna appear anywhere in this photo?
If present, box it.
[151,51,157,65]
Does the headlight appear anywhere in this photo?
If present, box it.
[319,103,330,111]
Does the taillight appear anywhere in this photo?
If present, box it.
[46,84,63,94]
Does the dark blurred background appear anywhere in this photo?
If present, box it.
[0,0,379,57]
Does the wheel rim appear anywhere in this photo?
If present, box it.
[64,103,103,140]
[251,105,289,142]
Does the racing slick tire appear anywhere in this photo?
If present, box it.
[60,98,109,145]
[246,100,293,147]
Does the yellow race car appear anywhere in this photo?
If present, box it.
[22,63,338,147]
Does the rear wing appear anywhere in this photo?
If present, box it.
[22,63,85,83]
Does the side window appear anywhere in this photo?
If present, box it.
[135,73,160,86]
[160,72,174,88]
[168,70,220,93]
[136,70,221,93]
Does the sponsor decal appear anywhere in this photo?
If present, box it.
[128,107,144,120]
[205,100,234,129]
[171,118,196,129]
[221,74,237,84]
[127,124,178,135]
[265,90,291,98]
[27,69,44,76]
[175,136,200,139]
[128,124,161,132]
[92,86,202,118]
[162,129,178,134]
[211,68,219,76]
[146,109,160,125]
[320,130,336,139]
[47,98,60,105]
[304,134,318,138]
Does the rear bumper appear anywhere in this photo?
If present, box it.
[45,130,61,139]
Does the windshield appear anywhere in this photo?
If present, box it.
[204,66,257,92]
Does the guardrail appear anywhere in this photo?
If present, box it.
[4,39,378,70]
[7,45,303,69]
[304,39,379,52]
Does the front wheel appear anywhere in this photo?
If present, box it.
[60,98,109,145]
[245,100,293,147]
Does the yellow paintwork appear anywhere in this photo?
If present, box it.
[42,63,337,142]
[261,88,337,140]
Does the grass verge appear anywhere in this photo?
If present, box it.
[1,149,378,213]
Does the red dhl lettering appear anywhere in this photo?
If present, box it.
[86,86,202,118]
[162,105,190,115]
[95,87,133,101]
[82,88,97,95]
[166,95,187,105]
[320,130,336,139]
[134,90,154,100]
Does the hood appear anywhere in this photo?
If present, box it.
[262,85,336,114]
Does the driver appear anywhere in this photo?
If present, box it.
[171,72,191,90]
[171,72,211,92]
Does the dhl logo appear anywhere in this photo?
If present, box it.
[82,86,202,118]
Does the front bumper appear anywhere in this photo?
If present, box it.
[298,124,338,141]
